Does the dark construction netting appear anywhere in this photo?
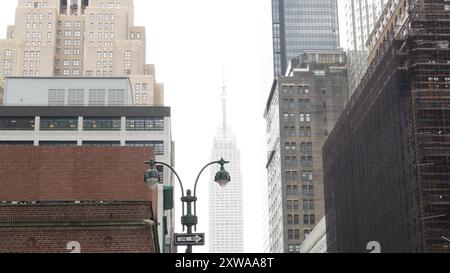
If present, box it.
[324,0,450,253]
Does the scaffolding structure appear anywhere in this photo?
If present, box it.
[324,0,450,253]
[404,0,450,252]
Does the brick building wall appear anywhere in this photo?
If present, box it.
[0,146,156,202]
[0,146,160,253]
[0,227,155,253]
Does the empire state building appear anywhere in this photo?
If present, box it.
[208,73,244,253]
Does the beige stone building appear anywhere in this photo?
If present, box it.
[0,0,163,106]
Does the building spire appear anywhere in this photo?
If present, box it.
[221,67,228,137]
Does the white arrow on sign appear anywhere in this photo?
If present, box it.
[177,235,203,243]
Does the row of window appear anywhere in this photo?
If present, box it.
[59,21,83,28]
[282,85,329,96]
[49,89,125,106]
[24,51,41,58]
[285,156,313,169]
[284,126,313,137]
[285,142,313,153]
[283,99,312,109]
[287,200,315,211]
[26,23,54,30]
[0,140,165,155]
[284,126,329,137]
[287,214,316,226]
[0,117,165,131]
[286,185,315,197]
[283,113,312,123]
[56,48,81,55]
[286,171,314,182]
[90,13,116,21]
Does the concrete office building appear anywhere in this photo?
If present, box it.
[0,0,163,106]
[264,50,348,253]
[345,0,388,96]
[1,75,174,253]
[0,104,174,252]
[208,79,244,253]
[272,0,340,76]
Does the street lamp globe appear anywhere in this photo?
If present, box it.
[214,166,231,187]
[144,168,160,190]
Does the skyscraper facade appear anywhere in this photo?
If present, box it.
[264,50,348,253]
[345,0,388,96]
[272,0,340,76]
[0,0,163,106]
[209,77,244,253]
[324,0,450,253]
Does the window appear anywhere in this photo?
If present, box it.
[303,214,316,225]
[302,185,315,197]
[83,117,121,131]
[302,171,314,182]
[300,126,312,137]
[0,117,35,130]
[287,201,293,210]
[126,117,164,131]
[303,199,315,210]
[39,141,77,146]
[285,171,297,182]
[300,143,313,154]
[142,83,148,91]
[108,89,125,105]
[126,141,164,155]
[288,245,295,253]
[284,126,296,137]
[286,185,292,196]
[82,141,121,146]
[89,89,106,106]
[288,230,294,240]
[40,117,78,131]
[68,89,84,105]
[314,70,325,76]
[124,50,131,57]
[287,214,293,225]
[299,99,311,109]
[294,230,300,240]
[0,141,33,146]
[48,89,65,105]
[300,113,311,123]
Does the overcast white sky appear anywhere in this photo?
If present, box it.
[0,0,347,253]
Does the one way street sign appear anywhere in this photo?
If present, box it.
[174,233,205,246]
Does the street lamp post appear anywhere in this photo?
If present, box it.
[144,158,231,253]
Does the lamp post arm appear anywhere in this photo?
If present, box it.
[193,160,224,197]
[151,161,185,198]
